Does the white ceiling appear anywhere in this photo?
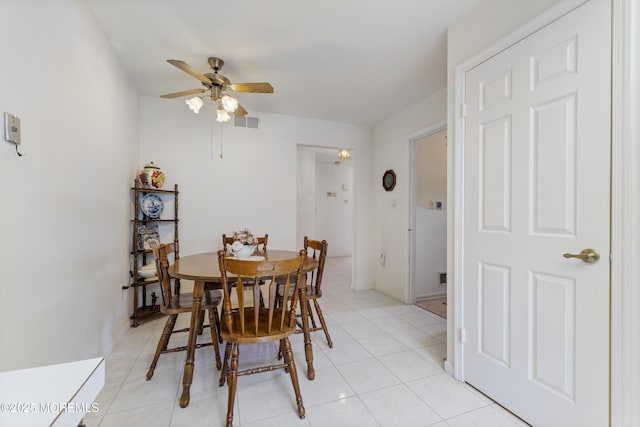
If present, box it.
[85,0,482,125]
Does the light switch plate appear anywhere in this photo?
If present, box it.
[4,112,21,144]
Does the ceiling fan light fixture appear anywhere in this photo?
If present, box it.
[186,96,204,113]
[338,149,351,160]
[216,106,231,123]
[220,94,239,113]
[163,57,273,119]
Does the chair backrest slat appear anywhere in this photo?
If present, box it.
[279,272,293,329]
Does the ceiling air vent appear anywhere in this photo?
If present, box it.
[234,116,260,129]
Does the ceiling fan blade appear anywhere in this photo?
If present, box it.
[235,104,248,116]
[167,59,212,85]
[228,82,274,94]
[160,88,206,99]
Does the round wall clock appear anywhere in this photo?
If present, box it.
[382,169,396,191]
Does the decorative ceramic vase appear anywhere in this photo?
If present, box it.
[231,242,255,259]
[138,162,165,189]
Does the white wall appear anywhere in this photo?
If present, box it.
[296,150,316,243]
[315,159,353,257]
[372,88,447,302]
[139,97,374,290]
[0,0,138,371]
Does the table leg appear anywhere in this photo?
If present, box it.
[298,286,315,380]
[180,280,204,408]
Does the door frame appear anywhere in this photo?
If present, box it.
[408,122,447,304]
[450,0,640,424]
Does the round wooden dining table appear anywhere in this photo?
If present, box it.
[168,249,319,408]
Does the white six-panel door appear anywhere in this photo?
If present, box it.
[462,0,611,425]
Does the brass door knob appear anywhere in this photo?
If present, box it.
[562,248,600,264]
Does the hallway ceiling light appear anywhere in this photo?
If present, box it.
[338,149,351,160]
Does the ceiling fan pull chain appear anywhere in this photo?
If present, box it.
[219,117,223,159]
[210,101,213,159]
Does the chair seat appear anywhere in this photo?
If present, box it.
[160,289,222,315]
[220,308,296,344]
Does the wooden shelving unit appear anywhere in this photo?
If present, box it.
[129,181,179,327]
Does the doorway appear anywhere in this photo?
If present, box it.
[296,146,354,257]
[410,126,447,318]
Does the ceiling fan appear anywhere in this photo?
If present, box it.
[160,57,273,121]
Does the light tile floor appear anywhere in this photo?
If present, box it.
[84,257,528,426]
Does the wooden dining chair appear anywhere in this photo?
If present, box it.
[278,237,332,348]
[217,249,307,427]
[146,242,222,381]
[221,232,270,306]
[221,234,233,250]
[221,233,268,251]
[255,234,268,250]
[299,238,332,347]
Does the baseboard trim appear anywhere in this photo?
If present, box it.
[416,292,446,302]
[444,359,454,376]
